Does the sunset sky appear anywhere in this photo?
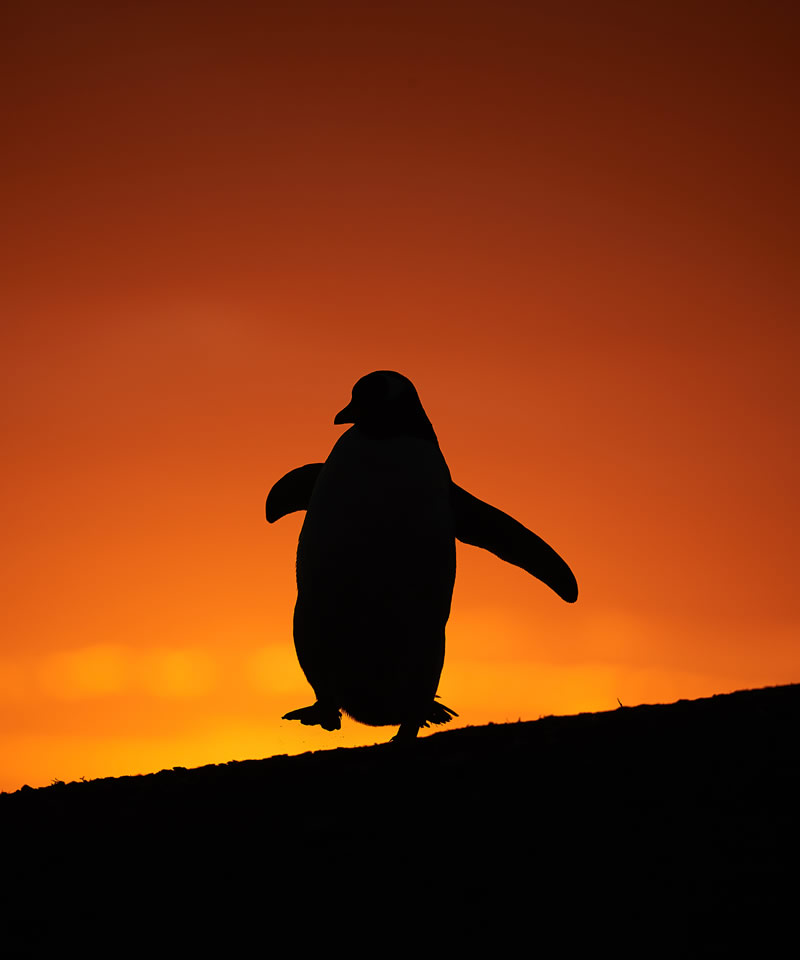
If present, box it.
[2,1,797,792]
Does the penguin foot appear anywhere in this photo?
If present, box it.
[282,702,342,731]
[390,702,459,742]
[391,722,421,742]
[421,701,458,727]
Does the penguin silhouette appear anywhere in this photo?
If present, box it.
[267,371,577,741]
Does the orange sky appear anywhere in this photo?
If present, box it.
[1,1,797,792]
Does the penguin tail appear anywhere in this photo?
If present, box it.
[421,701,458,727]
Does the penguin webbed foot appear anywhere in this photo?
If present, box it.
[424,700,458,726]
[391,722,421,743]
[390,701,458,742]
[282,702,342,731]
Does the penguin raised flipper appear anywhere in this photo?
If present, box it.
[266,463,323,522]
[451,485,578,603]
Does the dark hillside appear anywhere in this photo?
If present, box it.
[2,684,798,955]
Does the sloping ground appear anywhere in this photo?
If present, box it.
[2,684,798,955]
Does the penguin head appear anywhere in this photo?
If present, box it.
[334,371,438,443]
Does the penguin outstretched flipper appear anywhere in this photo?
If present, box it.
[452,484,578,603]
[266,463,324,522]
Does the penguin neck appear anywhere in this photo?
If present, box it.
[357,414,439,445]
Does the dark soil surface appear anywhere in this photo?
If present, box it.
[2,684,797,955]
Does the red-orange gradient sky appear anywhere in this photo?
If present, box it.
[1,2,797,791]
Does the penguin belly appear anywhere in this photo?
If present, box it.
[293,428,456,727]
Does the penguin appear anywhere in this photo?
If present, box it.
[266,371,577,741]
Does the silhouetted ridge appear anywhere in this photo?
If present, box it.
[2,685,797,952]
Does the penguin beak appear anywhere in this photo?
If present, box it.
[334,402,355,425]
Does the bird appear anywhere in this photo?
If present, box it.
[266,371,577,741]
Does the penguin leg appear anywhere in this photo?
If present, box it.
[390,700,458,742]
[282,701,342,731]
[391,721,421,742]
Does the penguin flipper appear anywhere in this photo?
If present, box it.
[452,484,578,603]
[266,463,324,522]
